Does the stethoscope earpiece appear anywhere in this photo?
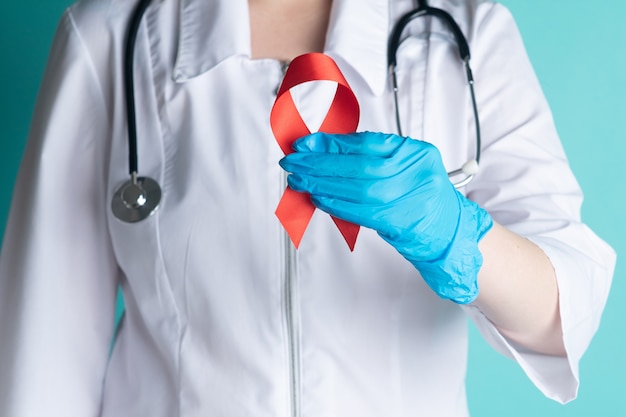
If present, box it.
[112,175,161,223]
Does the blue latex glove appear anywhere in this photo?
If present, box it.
[279,131,493,304]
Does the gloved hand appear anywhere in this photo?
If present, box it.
[279,131,493,304]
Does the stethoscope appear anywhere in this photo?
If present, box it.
[112,0,482,223]
[111,0,160,223]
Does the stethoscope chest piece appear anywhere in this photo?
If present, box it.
[112,175,161,223]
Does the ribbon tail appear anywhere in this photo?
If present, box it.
[276,188,316,249]
[331,216,360,251]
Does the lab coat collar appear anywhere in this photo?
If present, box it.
[173,0,389,96]
[173,0,251,82]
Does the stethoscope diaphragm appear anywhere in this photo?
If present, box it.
[111,175,161,222]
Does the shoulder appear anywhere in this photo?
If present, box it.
[61,0,183,64]
[52,0,168,85]
[68,0,138,24]
[41,0,147,111]
[64,0,181,50]
[426,0,515,39]
[431,0,501,17]
[62,0,137,44]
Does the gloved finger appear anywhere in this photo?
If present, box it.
[287,171,415,205]
[310,194,415,238]
[311,188,460,248]
[292,131,405,156]
[281,136,439,179]
[281,153,387,179]
[310,194,385,231]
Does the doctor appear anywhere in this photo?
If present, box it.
[0,0,615,416]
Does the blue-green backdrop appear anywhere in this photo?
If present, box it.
[1,1,624,415]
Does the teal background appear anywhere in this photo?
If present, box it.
[0,1,623,415]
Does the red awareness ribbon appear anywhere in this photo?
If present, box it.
[270,53,360,251]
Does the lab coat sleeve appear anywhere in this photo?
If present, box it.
[0,10,119,416]
[461,3,616,404]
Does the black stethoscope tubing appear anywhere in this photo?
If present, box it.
[112,0,482,222]
[388,0,482,186]
[124,0,152,177]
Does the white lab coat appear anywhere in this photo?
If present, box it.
[0,0,615,416]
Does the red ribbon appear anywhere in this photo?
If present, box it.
[270,53,360,250]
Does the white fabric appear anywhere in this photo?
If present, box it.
[0,0,615,416]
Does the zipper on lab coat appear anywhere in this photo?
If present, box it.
[276,59,301,417]
[280,171,302,417]
[283,224,301,417]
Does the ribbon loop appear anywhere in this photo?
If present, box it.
[270,53,361,250]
